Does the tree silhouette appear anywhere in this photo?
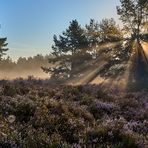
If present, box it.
[0,37,8,60]
[115,0,148,90]
[94,0,148,90]
[0,54,51,79]
[99,18,123,42]
[117,0,148,40]
[43,1,148,90]
[44,18,123,81]
[42,20,91,79]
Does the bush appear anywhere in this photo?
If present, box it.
[2,84,19,97]
[14,100,36,123]
[0,81,147,147]
[89,101,116,119]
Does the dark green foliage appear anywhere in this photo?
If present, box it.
[99,42,130,78]
[0,142,14,148]
[99,18,123,42]
[117,0,148,39]
[43,18,123,80]
[0,37,8,60]
[14,100,36,123]
[2,83,19,97]
[42,19,90,79]
[41,1,148,91]
[86,126,138,148]
[85,2,146,84]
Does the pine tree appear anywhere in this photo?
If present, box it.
[43,18,123,80]
[117,0,148,40]
[0,37,8,60]
[42,20,91,79]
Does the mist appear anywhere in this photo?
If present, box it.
[0,54,51,79]
[0,69,49,80]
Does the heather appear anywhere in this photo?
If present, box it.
[0,79,147,148]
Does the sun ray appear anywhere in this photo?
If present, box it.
[141,41,148,58]
[65,38,148,89]
[122,40,148,90]
[95,41,123,52]
[121,41,136,90]
[66,55,108,85]
[65,40,122,85]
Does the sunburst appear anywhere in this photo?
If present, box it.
[65,33,148,91]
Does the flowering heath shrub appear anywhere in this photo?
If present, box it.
[0,79,147,147]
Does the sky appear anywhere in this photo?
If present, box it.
[0,0,121,61]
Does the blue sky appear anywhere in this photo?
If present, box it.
[0,0,120,60]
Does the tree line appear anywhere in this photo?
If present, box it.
[42,18,123,79]
[0,54,51,79]
[0,0,148,81]
[42,0,148,81]
[0,54,51,71]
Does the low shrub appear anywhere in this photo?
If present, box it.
[0,81,147,147]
